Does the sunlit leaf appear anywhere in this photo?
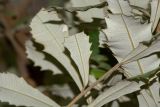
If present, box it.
[64,32,91,86]
[30,9,83,90]
[0,72,60,107]
[88,81,141,107]
[128,0,150,9]
[101,1,160,105]
[107,0,132,15]
[70,0,105,22]
[26,40,62,74]
[150,0,160,31]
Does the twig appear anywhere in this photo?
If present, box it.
[48,1,108,12]
[67,63,122,107]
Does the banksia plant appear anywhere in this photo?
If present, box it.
[0,0,160,107]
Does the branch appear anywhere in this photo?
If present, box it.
[48,1,108,12]
[67,63,122,107]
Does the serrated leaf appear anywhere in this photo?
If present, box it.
[26,40,62,74]
[0,72,60,107]
[64,32,91,86]
[30,9,83,90]
[70,0,105,22]
[88,81,141,107]
[104,14,159,78]
[103,11,160,107]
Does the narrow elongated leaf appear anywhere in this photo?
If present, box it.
[138,85,160,107]
[30,9,83,90]
[103,3,160,105]
[104,14,160,78]
[0,72,60,107]
[88,81,141,107]
[123,34,160,63]
[104,14,160,107]
[70,0,105,22]
[64,32,91,86]
[150,0,160,31]
[26,40,62,74]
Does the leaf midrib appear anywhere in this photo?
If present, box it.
[0,86,54,107]
[117,0,158,106]
[75,35,86,86]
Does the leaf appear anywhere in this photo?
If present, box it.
[123,34,160,63]
[104,14,159,77]
[103,3,160,106]
[64,32,91,86]
[26,40,62,74]
[128,0,150,9]
[30,9,83,90]
[88,81,141,107]
[70,0,105,22]
[0,72,60,107]
[150,0,160,31]
[107,0,132,15]
[138,86,160,107]
[129,66,160,83]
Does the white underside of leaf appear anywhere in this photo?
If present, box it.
[26,40,62,74]
[70,0,105,22]
[103,1,160,106]
[107,0,132,15]
[0,72,60,107]
[88,81,141,107]
[104,15,160,107]
[128,0,150,9]
[150,0,160,32]
[136,80,160,107]
[104,14,160,77]
[64,32,91,86]
[30,9,83,90]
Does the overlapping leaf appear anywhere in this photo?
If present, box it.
[126,0,160,32]
[70,0,105,22]
[103,14,160,107]
[30,9,83,90]
[0,72,60,107]
[64,32,91,86]
[88,81,141,107]
[26,40,62,74]
[98,0,160,106]
[128,0,150,9]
